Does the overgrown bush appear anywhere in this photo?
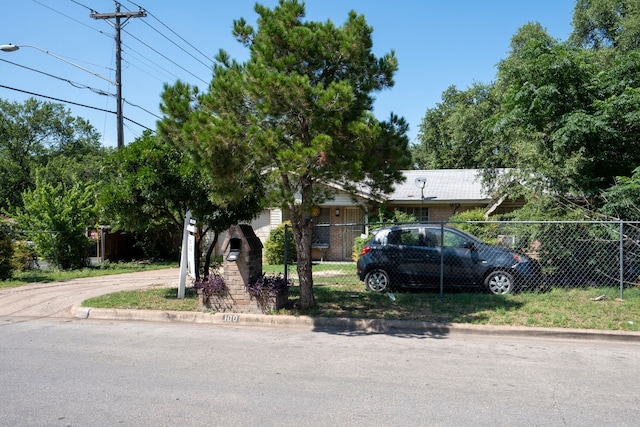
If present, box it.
[352,234,372,261]
[369,207,417,228]
[13,177,97,269]
[449,208,499,244]
[352,208,418,260]
[11,240,38,271]
[264,221,296,264]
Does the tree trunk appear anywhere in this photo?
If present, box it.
[290,201,315,309]
[295,224,315,309]
[202,230,219,280]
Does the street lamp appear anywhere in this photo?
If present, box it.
[0,44,116,84]
[1,43,122,146]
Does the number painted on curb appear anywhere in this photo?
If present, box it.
[222,314,239,323]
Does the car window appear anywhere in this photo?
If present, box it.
[425,228,469,248]
[387,228,421,246]
[423,231,437,247]
[371,230,387,245]
[443,230,468,248]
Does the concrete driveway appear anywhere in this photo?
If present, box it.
[0,268,180,319]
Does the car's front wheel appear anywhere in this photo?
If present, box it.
[484,270,514,295]
[364,269,391,292]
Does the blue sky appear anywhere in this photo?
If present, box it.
[1,0,575,148]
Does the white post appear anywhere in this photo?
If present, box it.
[178,210,192,299]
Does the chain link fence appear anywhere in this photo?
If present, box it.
[281,221,640,299]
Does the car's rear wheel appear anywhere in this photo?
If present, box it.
[484,270,514,295]
[364,269,391,292]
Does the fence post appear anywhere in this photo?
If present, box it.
[439,222,444,300]
[49,231,60,269]
[619,221,624,300]
[284,223,289,284]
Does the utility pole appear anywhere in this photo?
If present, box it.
[90,3,146,149]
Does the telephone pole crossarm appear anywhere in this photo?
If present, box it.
[90,10,146,19]
[90,4,146,149]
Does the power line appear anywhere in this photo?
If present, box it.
[35,0,210,88]
[35,0,111,40]
[0,84,153,131]
[124,7,211,71]
[123,98,162,120]
[1,58,160,120]
[121,28,208,85]
[124,0,213,66]
[121,41,183,83]
[39,0,210,88]
[0,58,114,97]
[19,0,208,140]
[0,84,116,113]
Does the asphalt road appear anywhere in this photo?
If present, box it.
[1,318,640,426]
[2,268,640,426]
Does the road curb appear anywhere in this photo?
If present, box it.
[73,306,640,341]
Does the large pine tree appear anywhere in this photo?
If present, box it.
[159,0,410,308]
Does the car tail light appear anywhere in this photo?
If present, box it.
[359,246,372,256]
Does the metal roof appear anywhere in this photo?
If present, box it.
[388,169,491,203]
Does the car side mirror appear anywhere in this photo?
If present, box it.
[464,241,476,250]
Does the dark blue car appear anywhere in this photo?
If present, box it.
[356,225,543,294]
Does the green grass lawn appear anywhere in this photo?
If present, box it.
[82,281,640,332]
[7,260,639,332]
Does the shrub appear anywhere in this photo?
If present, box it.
[245,273,290,299]
[193,273,227,298]
[449,208,499,244]
[369,207,417,228]
[352,208,418,260]
[264,221,296,264]
[11,240,38,271]
[13,177,97,269]
[352,233,373,261]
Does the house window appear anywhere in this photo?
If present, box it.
[395,206,429,222]
[312,208,330,246]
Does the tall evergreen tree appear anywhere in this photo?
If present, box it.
[159,0,410,308]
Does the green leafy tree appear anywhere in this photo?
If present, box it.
[99,132,263,276]
[410,2,640,219]
[13,176,98,269]
[570,0,640,51]
[599,167,640,220]
[449,208,500,244]
[487,20,640,202]
[0,98,103,211]
[413,83,500,169]
[160,0,410,308]
[486,23,611,199]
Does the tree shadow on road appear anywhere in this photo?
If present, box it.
[285,286,524,339]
